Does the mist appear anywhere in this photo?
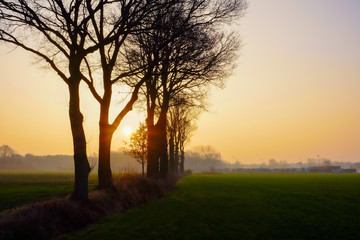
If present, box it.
[0,151,141,173]
[1,145,359,173]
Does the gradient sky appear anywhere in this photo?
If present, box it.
[1,0,360,163]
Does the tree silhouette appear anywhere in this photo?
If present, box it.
[0,0,158,199]
[0,0,107,201]
[168,98,199,174]
[0,145,14,159]
[124,0,247,178]
[186,145,223,171]
[78,0,171,189]
[125,122,147,177]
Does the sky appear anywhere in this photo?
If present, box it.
[1,0,360,164]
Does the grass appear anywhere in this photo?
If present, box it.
[0,172,177,240]
[60,173,360,240]
[0,171,97,211]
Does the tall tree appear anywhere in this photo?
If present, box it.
[168,98,199,174]
[0,0,131,200]
[125,0,247,178]
[81,0,177,189]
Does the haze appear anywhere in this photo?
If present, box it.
[1,0,360,164]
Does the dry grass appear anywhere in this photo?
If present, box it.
[0,174,179,240]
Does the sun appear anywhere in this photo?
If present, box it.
[123,126,133,136]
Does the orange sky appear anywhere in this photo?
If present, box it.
[1,0,360,163]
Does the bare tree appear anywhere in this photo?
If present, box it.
[0,0,177,193]
[80,0,179,189]
[268,159,278,168]
[168,98,199,174]
[124,122,147,177]
[186,145,223,172]
[0,144,14,159]
[0,0,139,200]
[125,0,247,178]
[178,110,198,173]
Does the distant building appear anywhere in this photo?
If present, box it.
[308,166,341,173]
[339,168,357,173]
[214,165,358,174]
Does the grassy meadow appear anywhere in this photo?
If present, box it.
[1,172,359,240]
[61,173,360,240]
[0,171,97,211]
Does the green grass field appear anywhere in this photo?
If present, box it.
[60,174,360,240]
[0,171,97,211]
[1,173,359,240]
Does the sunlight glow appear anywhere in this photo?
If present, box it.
[123,126,133,137]
[2,1,360,163]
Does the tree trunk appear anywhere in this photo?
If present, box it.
[180,149,185,173]
[169,133,175,174]
[174,138,179,174]
[146,123,160,178]
[157,111,168,178]
[179,141,185,173]
[98,123,114,189]
[68,82,90,202]
[142,162,145,177]
[97,72,144,187]
[97,74,116,189]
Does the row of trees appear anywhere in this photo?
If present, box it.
[0,0,247,201]
[0,148,139,172]
[125,100,198,177]
[185,145,225,171]
[3,145,360,173]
